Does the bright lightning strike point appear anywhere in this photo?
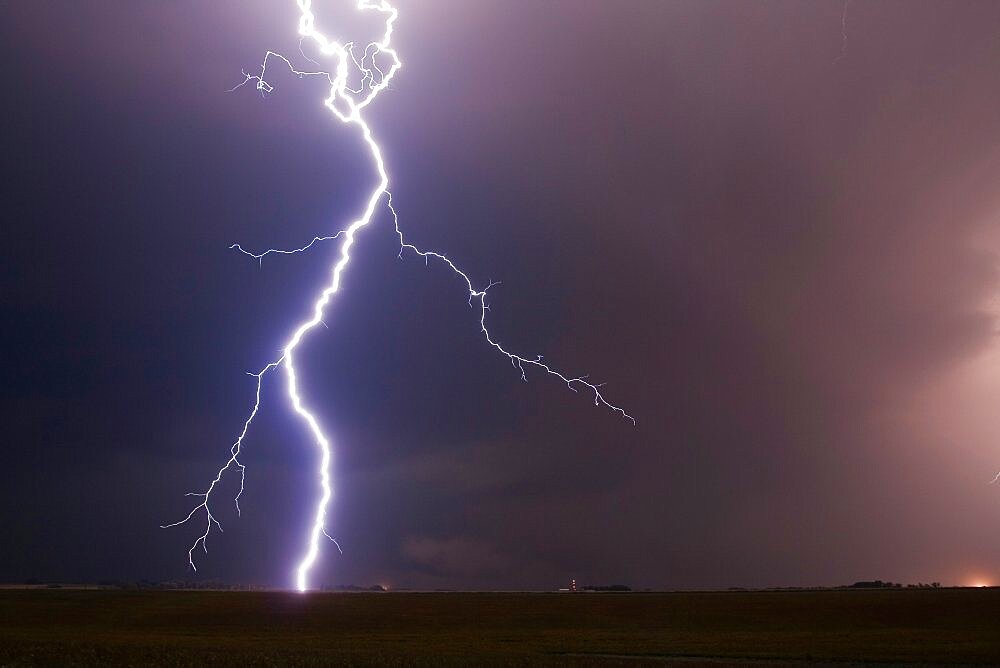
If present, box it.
[163,0,632,593]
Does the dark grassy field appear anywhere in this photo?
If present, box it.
[1,588,999,666]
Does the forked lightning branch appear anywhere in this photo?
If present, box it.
[162,0,632,592]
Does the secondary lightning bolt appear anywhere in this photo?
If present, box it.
[230,232,345,265]
[163,0,632,592]
[833,0,852,65]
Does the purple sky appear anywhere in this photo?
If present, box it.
[2,1,1000,589]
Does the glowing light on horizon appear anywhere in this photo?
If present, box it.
[163,0,632,592]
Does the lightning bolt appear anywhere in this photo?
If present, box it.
[163,0,632,592]
[229,233,345,266]
[833,0,851,65]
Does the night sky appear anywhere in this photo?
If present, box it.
[3,1,1000,590]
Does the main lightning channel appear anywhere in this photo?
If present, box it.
[163,0,631,592]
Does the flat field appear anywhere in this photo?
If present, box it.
[1,588,999,666]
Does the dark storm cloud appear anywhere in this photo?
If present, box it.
[2,1,1000,589]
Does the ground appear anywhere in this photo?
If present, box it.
[1,588,999,665]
